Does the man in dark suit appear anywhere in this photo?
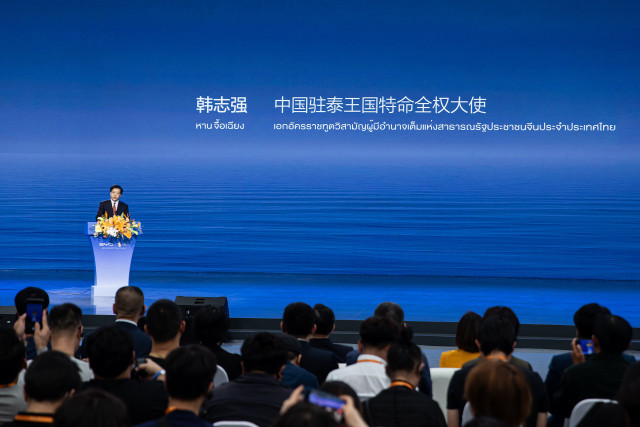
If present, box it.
[96,184,129,219]
[113,286,151,359]
[281,302,338,384]
[310,303,353,363]
[204,332,292,427]
[83,325,168,425]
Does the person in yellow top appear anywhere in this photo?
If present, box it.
[440,311,482,368]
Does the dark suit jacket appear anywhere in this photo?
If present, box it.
[96,199,129,220]
[115,320,152,359]
[204,373,292,427]
[83,378,168,425]
[309,337,353,363]
[365,386,446,427]
[298,340,338,384]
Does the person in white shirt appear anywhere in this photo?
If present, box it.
[326,315,401,400]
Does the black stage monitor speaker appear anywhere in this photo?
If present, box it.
[174,296,229,318]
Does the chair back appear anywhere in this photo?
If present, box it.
[567,398,616,427]
[213,421,259,427]
[429,368,458,418]
[213,365,229,387]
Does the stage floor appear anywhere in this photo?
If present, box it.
[1,270,639,326]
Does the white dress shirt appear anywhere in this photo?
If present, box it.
[325,353,389,400]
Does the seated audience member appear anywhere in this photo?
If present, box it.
[5,351,80,427]
[0,327,27,423]
[54,389,130,427]
[113,286,152,359]
[145,299,185,368]
[326,315,401,400]
[320,381,363,415]
[440,311,481,368]
[364,341,446,427]
[310,303,354,363]
[617,362,640,427]
[204,332,293,427]
[447,315,548,427]
[551,314,634,420]
[84,325,168,425]
[274,385,368,427]
[463,306,532,371]
[465,360,532,427]
[281,302,338,383]
[44,303,93,381]
[136,345,217,427]
[193,304,242,380]
[545,304,635,399]
[346,302,433,397]
[280,334,319,389]
[14,287,50,360]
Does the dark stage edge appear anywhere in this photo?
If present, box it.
[1,269,639,332]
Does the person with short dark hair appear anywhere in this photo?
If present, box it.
[364,341,446,427]
[320,381,363,415]
[280,334,319,389]
[83,325,167,425]
[465,360,532,427]
[145,299,185,368]
[462,306,532,371]
[96,185,129,219]
[310,304,354,363]
[446,315,549,427]
[551,314,634,420]
[194,304,242,380]
[136,345,217,427]
[5,351,80,427]
[54,388,130,427]
[45,304,93,381]
[544,303,636,427]
[440,311,481,368]
[326,316,401,400]
[0,327,27,423]
[281,302,338,383]
[204,332,293,427]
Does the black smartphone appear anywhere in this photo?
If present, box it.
[305,388,345,422]
[25,298,44,334]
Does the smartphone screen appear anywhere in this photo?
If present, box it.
[307,389,345,410]
[579,339,595,355]
[25,303,43,334]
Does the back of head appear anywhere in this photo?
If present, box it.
[313,304,336,335]
[194,304,229,346]
[464,416,509,427]
[573,303,610,339]
[86,325,134,379]
[25,351,81,402]
[386,341,421,375]
[456,311,482,353]
[593,314,632,355]
[114,286,145,319]
[54,388,130,427]
[272,402,339,427]
[279,334,302,362]
[241,332,287,375]
[146,299,183,343]
[49,303,82,335]
[616,362,640,427]
[359,316,401,350]
[15,287,50,315]
[165,345,217,400]
[0,327,25,385]
[374,302,404,327]
[464,360,532,427]
[282,302,315,338]
[483,306,519,336]
[476,315,516,356]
